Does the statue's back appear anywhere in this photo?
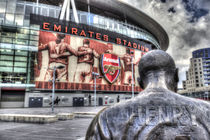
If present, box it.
[86,88,210,140]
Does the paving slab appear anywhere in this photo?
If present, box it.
[0,114,58,123]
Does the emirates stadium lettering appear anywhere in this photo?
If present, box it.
[41,22,149,52]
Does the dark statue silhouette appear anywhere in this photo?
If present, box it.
[85,50,210,140]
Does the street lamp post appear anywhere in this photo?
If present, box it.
[131,56,134,98]
[51,65,64,113]
[51,66,56,113]
[92,72,100,107]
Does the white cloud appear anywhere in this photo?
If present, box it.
[123,0,210,88]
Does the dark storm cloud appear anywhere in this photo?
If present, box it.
[123,0,210,87]
[181,29,207,46]
[182,0,209,22]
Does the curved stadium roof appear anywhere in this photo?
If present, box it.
[24,0,169,51]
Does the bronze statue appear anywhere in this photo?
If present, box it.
[85,50,210,140]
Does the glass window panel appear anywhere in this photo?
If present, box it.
[1,32,15,37]
[0,66,13,72]
[122,26,127,35]
[88,13,93,25]
[49,9,55,18]
[16,33,29,39]
[0,61,13,66]
[93,15,98,24]
[37,7,41,15]
[5,13,14,25]
[81,15,87,24]
[30,35,39,41]
[24,5,33,17]
[15,50,28,56]
[30,30,39,35]
[29,40,38,46]
[23,19,30,26]
[16,4,24,14]
[0,43,14,50]
[14,61,27,67]
[70,12,74,21]
[14,39,28,45]
[0,55,13,61]
[18,28,29,35]
[55,10,60,18]
[1,37,13,43]
[14,67,26,73]
[6,0,16,13]
[114,23,117,29]
[30,24,40,30]
[0,0,6,13]
[104,20,109,29]
[14,56,27,61]
[15,45,28,51]
[15,14,24,26]
[41,7,48,16]
[130,30,134,37]
[109,21,113,30]
[0,13,5,21]
[33,6,38,14]
[0,49,14,55]
[119,24,123,34]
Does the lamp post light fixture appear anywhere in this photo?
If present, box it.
[51,65,65,113]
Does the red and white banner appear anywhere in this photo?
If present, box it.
[35,31,148,92]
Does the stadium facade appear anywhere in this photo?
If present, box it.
[0,0,169,108]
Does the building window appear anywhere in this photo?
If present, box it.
[24,5,33,20]
[49,9,55,18]
[81,14,87,24]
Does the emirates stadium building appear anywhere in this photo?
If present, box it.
[0,0,169,108]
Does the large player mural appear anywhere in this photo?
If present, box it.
[35,31,147,92]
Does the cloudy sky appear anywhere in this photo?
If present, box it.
[123,0,210,88]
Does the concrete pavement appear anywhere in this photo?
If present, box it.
[0,106,105,115]
[0,107,105,123]
[0,118,92,140]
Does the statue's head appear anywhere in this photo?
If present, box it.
[138,50,179,92]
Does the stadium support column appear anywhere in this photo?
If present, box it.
[60,0,79,23]
[71,0,79,23]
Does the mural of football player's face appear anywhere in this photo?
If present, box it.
[84,43,89,48]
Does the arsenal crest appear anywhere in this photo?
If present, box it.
[101,53,121,84]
